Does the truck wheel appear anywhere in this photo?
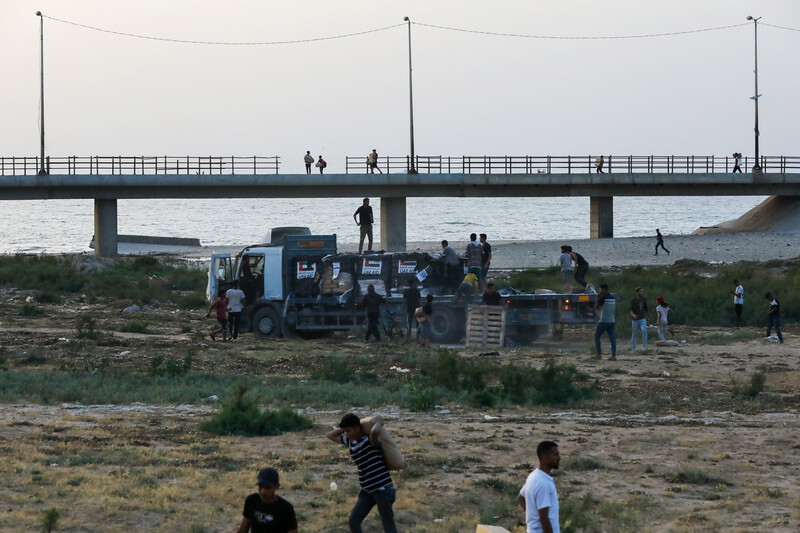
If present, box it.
[427,307,466,344]
[506,325,547,345]
[252,307,282,338]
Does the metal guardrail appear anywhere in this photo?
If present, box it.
[345,155,800,174]
[0,156,280,176]
[3,154,800,176]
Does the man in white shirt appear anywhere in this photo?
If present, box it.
[226,280,247,340]
[518,441,561,533]
[731,279,744,325]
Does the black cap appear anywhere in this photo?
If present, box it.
[257,467,279,487]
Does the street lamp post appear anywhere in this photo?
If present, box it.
[403,16,417,174]
[36,11,48,175]
[746,15,762,174]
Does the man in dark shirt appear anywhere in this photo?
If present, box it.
[403,278,421,341]
[630,286,648,350]
[362,284,386,342]
[482,282,502,306]
[765,292,783,343]
[236,467,298,533]
[480,233,492,280]
[353,198,374,254]
[438,240,462,294]
[326,414,397,533]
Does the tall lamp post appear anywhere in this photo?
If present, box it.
[36,11,48,175]
[403,16,417,174]
[746,15,762,174]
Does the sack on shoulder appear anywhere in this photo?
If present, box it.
[360,416,405,471]
[414,307,427,323]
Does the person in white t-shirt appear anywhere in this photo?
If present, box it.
[518,441,561,533]
[226,280,247,340]
[730,279,744,325]
[655,296,670,341]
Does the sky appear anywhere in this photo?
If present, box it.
[1,0,798,174]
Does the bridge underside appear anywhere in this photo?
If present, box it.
[2,172,798,256]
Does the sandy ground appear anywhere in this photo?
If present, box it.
[146,231,800,271]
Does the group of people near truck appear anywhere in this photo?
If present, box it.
[206,280,247,342]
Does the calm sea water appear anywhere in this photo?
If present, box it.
[0,196,765,254]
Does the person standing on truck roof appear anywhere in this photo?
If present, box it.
[304,150,314,175]
[354,198,374,254]
[480,233,492,281]
[568,246,590,292]
[559,245,573,292]
[362,284,386,343]
[326,414,398,533]
[438,240,461,294]
[402,278,421,342]
[593,283,616,360]
[226,280,247,341]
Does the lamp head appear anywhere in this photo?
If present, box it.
[746,15,753,20]
[36,11,42,16]
[403,16,410,22]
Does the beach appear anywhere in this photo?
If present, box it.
[184,231,800,270]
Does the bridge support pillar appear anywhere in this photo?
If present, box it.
[590,196,613,239]
[94,199,118,257]
[380,197,406,252]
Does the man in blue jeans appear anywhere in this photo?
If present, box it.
[593,284,617,360]
[326,414,397,533]
[630,286,648,350]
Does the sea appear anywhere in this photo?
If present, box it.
[0,195,766,254]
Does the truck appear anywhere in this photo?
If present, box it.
[207,234,600,345]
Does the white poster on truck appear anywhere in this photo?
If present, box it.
[297,260,317,279]
[362,258,382,275]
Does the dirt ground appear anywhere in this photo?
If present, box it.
[0,293,798,532]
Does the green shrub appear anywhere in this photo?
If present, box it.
[18,303,44,316]
[200,382,314,436]
[75,313,99,339]
[731,368,767,399]
[41,507,60,533]
[150,354,192,376]
[177,291,207,309]
[120,320,149,334]
[564,456,604,471]
[36,291,63,304]
[406,379,438,411]
[667,467,728,485]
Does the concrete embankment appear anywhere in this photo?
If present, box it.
[694,195,800,235]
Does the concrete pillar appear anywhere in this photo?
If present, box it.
[380,197,406,252]
[590,196,613,239]
[94,198,118,256]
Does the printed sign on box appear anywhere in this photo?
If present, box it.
[297,260,317,279]
[398,260,417,274]
[362,258,382,275]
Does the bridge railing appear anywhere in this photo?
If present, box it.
[0,156,281,176]
[344,155,800,174]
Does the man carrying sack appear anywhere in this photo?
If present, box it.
[326,413,403,533]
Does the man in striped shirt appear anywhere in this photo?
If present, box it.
[326,413,397,533]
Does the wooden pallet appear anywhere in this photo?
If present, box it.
[466,305,506,347]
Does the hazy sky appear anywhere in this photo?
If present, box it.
[2,0,798,173]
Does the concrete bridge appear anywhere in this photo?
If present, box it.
[2,154,799,256]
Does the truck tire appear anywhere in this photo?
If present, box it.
[427,307,466,344]
[252,306,283,338]
[506,325,548,345]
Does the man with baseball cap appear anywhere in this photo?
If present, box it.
[236,467,298,533]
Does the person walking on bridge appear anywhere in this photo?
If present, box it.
[368,149,383,174]
[595,155,605,174]
[304,151,314,174]
[732,152,742,173]
[354,198,374,254]
[316,155,327,174]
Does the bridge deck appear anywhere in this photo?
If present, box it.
[2,172,799,200]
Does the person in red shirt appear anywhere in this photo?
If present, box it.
[205,288,229,341]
